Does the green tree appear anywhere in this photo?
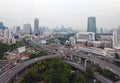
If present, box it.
[85,41,88,46]
[102,68,116,81]
[21,58,87,83]
[97,43,104,49]
[70,73,86,83]
[30,51,47,59]
[114,53,120,67]
[85,66,94,79]
[22,70,40,83]
[115,53,119,59]
[95,66,103,74]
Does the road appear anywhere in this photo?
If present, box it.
[99,56,120,62]
[0,55,59,83]
[0,47,117,83]
[66,50,120,77]
[65,60,114,83]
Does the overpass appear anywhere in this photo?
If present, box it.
[97,33,113,35]
[65,60,114,83]
[0,55,59,83]
[65,50,120,77]
[0,54,115,83]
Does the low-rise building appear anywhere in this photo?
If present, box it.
[17,47,26,53]
[69,36,76,45]
[75,32,95,43]
[76,46,116,57]
[21,54,30,60]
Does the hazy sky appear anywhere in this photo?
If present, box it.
[0,0,120,30]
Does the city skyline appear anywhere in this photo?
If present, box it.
[0,0,120,29]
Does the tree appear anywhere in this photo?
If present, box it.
[114,53,120,67]
[102,69,116,81]
[22,70,40,83]
[70,73,86,83]
[85,41,88,46]
[97,43,104,49]
[30,51,46,59]
[95,66,103,74]
[115,53,119,59]
[85,66,94,79]
[21,58,87,83]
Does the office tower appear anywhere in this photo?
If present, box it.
[0,22,6,36]
[13,26,20,34]
[113,29,117,48]
[4,28,12,38]
[8,29,12,38]
[16,26,20,33]
[23,24,32,34]
[100,27,103,33]
[0,22,5,30]
[34,18,39,35]
[113,29,120,48]
[4,29,9,38]
[87,17,96,34]
[117,26,120,32]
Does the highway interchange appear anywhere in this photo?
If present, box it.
[0,55,59,83]
[0,38,120,83]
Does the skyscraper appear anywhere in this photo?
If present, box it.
[87,17,96,34]
[23,23,32,34]
[13,26,20,34]
[34,18,39,35]
[0,22,5,29]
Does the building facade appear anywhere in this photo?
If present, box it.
[76,32,95,43]
[23,23,32,34]
[34,18,39,35]
[87,17,96,34]
[113,29,120,49]
[0,22,5,30]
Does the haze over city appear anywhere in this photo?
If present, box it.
[0,0,120,29]
[1,0,120,83]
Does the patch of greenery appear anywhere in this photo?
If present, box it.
[21,58,86,83]
[85,66,94,80]
[95,67,118,81]
[0,43,19,59]
[30,51,47,59]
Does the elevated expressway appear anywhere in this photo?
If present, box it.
[0,48,119,83]
[0,55,59,83]
[65,60,114,83]
[64,49,120,77]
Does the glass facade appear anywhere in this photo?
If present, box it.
[34,18,39,35]
[87,17,96,34]
[0,22,5,29]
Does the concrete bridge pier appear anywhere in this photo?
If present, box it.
[70,55,73,60]
[84,59,88,68]
[78,57,81,63]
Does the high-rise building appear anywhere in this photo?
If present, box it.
[16,26,20,33]
[13,26,21,34]
[76,32,95,43]
[117,25,120,32]
[0,22,6,36]
[4,29,12,38]
[34,18,39,35]
[112,29,120,48]
[0,22,5,30]
[23,24,32,34]
[87,17,96,34]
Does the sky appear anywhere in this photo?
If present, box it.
[0,0,120,30]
